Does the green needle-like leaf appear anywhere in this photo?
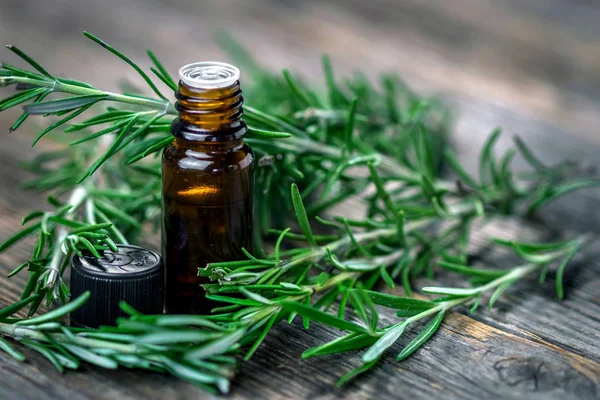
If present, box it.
[274,227,291,265]
[161,357,226,393]
[0,221,42,252]
[7,262,29,278]
[492,237,577,252]
[147,50,176,89]
[396,309,444,361]
[361,290,435,315]
[344,98,359,153]
[303,333,378,358]
[282,69,314,107]
[488,280,513,308]
[247,127,292,138]
[0,88,47,111]
[83,32,167,101]
[0,337,26,361]
[184,329,245,360]
[556,243,580,300]
[16,291,90,325]
[279,301,369,334]
[126,136,173,164]
[368,163,396,215]
[514,136,547,171]
[1,63,46,81]
[479,128,501,186]
[336,359,378,387]
[291,183,317,246]
[150,66,178,92]
[32,104,95,146]
[25,94,108,115]
[6,45,53,77]
[20,211,45,226]
[527,180,598,214]
[20,339,64,373]
[444,148,479,188]
[244,312,278,360]
[0,293,42,319]
[362,322,407,363]
[137,330,223,344]
[62,343,118,369]
[380,266,395,289]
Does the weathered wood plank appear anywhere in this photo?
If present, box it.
[0,132,598,399]
[1,261,599,400]
[232,309,600,400]
[428,219,600,361]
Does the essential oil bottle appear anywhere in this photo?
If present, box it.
[162,62,254,314]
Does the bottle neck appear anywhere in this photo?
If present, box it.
[172,80,247,143]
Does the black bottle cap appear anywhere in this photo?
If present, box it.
[70,244,164,328]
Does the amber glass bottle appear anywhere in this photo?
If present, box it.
[162,62,254,314]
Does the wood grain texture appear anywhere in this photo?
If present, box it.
[0,0,599,399]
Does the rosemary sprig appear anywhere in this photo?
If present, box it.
[344,239,582,379]
[196,187,587,384]
[0,292,240,394]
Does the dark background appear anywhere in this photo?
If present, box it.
[0,1,599,399]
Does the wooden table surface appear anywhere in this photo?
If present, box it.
[0,1,599,399]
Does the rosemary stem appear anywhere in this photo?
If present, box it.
[246,271,360,326]
[370,262,542,340]
[474,263,539,295]
[269,219,432,281]
[45,186,88,292]
[0,323,166,360]
[420,263,540,322]
[4,76,176,114]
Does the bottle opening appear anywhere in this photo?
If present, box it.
[179,62,240,89]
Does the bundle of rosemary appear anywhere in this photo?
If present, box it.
[0,33,596,394]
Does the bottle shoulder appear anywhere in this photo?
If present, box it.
[171,117,247,142]
[162,141,254,173]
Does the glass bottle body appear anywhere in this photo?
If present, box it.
[162,77,254,314]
